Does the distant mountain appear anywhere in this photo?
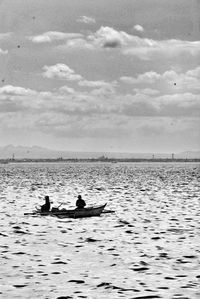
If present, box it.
[0,145,200,159]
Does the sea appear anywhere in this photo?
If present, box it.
[0,162,199,299]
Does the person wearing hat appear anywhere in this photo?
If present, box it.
[76,195,86,209]
[41,195,51,212]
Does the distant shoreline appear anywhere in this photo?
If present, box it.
[1,158,200,164]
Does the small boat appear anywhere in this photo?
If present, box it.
[26,204,107,218]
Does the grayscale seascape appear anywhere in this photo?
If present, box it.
[0,162,199,299]
[0,0,200,298]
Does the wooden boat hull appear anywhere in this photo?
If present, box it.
[35,204,107,218]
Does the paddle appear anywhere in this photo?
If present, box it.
[102,209,115,214]
[57,203,63,209]
[24,211,38,216]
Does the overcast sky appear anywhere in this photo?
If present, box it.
[0,0,200,153]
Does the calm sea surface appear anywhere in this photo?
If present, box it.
[0,162,199,299]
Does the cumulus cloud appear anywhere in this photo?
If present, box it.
[133,25,144,32]
[78,80,116,89]
[63,38,94,50]
[57,26,200,61]
[0,48,8,55]
[43,64,82,81]
[134,88,160,96]
[0,85,37,96]
[29,31,83,43]
[77,16,96,24]
[0,85,38,114]
[59,86,75,94]
[90,85,116,96]
[2,82,198,119]
[58,26,133,50]
[120,92,200,118]
[88,26,133,48]
[121,72,161,85]
[0,82,199,141]
[123,38,200,60]
[120,66,200,93]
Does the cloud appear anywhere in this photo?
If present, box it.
[162,68,200,91]
[59,86,75,94]
[120,66,200,94]
[157,93,200,111]
[0,85,37,114]
[0,83,199,141]
[134,88,160,96]
[57,26,200,61]
[121,72,161,85]
[78,80,116,89]
[0,85,37,96]
[120,92,200,117]
[133,25,144,32]
[0,48,8,55]
[58,26,133,50]
[88,26,133,48]
[42,64,82,81]
[123,38,200,60]
[29,31,83,43]
[77,16,96,24]
[63,38,94,50]
[0,32,12,40]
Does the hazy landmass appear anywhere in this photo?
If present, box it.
[0,145,200,160]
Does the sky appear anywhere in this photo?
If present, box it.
[0,0,200,153]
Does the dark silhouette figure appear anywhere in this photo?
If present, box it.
[76,195,86,209]
[41,195,51,212]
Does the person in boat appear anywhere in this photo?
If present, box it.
[41,195,51,212]
[76,195,86,209]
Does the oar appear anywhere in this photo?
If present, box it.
[57,203,63,209]
[24,211,38,216]
[102,209,115,214]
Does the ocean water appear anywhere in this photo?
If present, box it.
[0,162,199,299]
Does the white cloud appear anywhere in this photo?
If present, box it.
[78,80,115,88]
[121,72,161,85]
[55,25,200,60]
[59,86,75,94]
[60,38,94,50]
[120,92,200,117]
[29,31,83,43]
[57,26,200,61]
[58,26,133,50]
[90,85,116,96]
[43,64,82,81]
[0,48,8,55]
[134,88,160,96]
[162,68,200,91]
[88,26,133,48]
[133,25,144,32]
[120,66,200,93]
[0,85,36,96]
[0,83,199,142]
[124,38,200,60]
[77,16,96,24]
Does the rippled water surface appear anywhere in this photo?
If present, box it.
[0,162,200,299]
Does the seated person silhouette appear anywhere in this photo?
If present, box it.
[76,195,86,209]
[41,195,51,212]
